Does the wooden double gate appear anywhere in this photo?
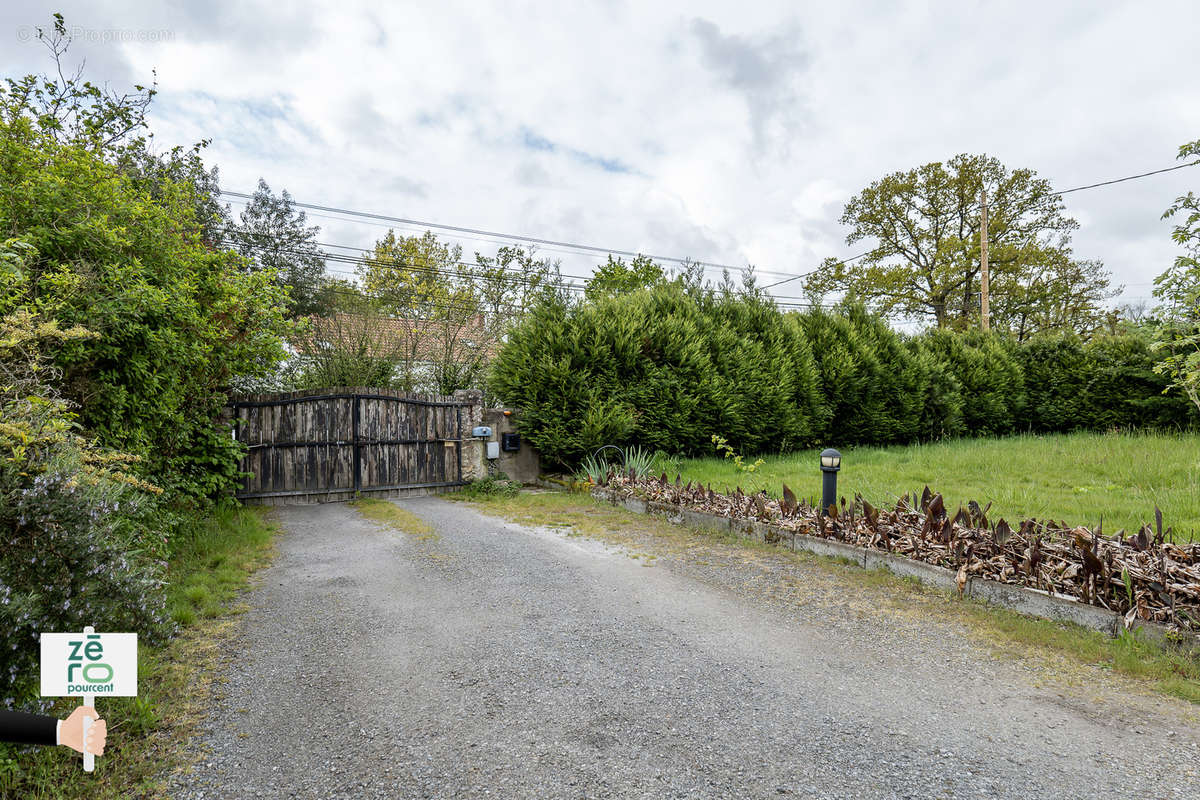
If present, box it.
[229,390,469,501]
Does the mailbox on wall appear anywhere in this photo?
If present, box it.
[501,432,521,452]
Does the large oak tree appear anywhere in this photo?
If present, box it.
[804,153,1117,337]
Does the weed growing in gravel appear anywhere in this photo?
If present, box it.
[459,473,521,499]
[351,498,439,541]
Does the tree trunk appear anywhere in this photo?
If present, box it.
[932,298,948,328]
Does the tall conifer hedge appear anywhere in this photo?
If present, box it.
[490,289,1197,467]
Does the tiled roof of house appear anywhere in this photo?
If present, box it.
[292,313,494,361]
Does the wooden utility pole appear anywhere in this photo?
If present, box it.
[980,187,990,332]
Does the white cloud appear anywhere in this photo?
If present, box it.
[3,0,1198,306]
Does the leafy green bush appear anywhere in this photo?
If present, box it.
[1015,331,1195,433]
[0,40,291,503]
[0,301,171,706]
[906,337,965,440]
[794,304,931,445]
[493,271,1193,470]
[705,288,824,453]
[844,304,929,443]
[1084,331,1195,430]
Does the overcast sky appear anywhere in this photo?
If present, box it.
[3,1,1198,310]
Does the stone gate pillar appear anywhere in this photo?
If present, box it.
[453,389,485,481]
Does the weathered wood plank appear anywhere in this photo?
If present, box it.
[227,389,467,501]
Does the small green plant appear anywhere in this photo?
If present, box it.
[577,455,611,484]
[622,445,654,478]
[577,446,654,484]
[711,434,765,474]
[461,473,521,499]
[120,695,160,738]
[651,450,682,477]
[0,757,18,795]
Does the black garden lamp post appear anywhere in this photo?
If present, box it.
[819,448,841,516]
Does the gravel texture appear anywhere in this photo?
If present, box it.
[170,497,1200,799]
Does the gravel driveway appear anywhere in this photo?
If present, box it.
[170,497,1200,799]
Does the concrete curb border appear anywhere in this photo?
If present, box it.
[590,486,1198,649]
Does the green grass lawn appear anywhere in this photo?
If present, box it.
[663,431,1200,540]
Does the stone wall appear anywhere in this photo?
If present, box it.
[482,407,542,484]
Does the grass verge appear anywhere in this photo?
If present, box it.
[1,505,278,799]
[459,490,1200,705]
[350,498,437,540]
[663,430,1200,540]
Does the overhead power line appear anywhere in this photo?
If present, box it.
[220,235,837,314]
[1047,161,1199,197]
[219,229,822,304]
[220,189,748,274]
[222,198,809,282]
[225,158,1199,301]
[761,251,872,290]
[761,160,1200,290]
[217,229,597,285]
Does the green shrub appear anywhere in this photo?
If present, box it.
[0,52,291,503]
[0,305,171,705]
[1015,331,1196,433]
[795,304,930,445]
[493,275,1193,469]
[844,304,929,443]
[917,330,1025,436]
[1084,331,1196,430]
[491,282,824,467]
[1019,334,1092,432]
[907,337,965,440]
[705,289,824,453]
[792,308,874,442]
[460,473,520,499]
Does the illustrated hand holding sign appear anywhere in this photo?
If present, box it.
[41,626,137,772]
